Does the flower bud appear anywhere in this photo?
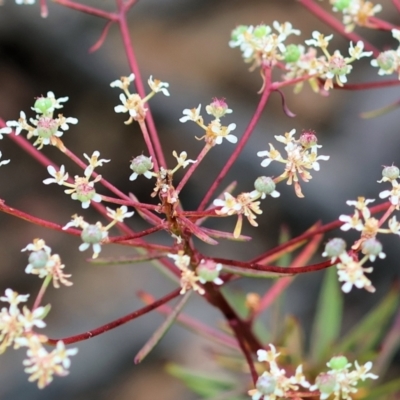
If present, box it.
[130,155,153,180]
[28,250,49,269]
[231,25,248,42]
[206,98,232,119]
[382,165,399,180]
[333,0,351,11]
[81,224,104,244]
[197,260,223,284]
[323,238,346,258]
[37,117,58,139]
[254,176,276,195]
[361,238,383,258]
[375,51,397,72]
[256,373,276,395]
[284,44,301,63]
[314,373,337,396]
[34,97,53,114]
[254,25,269,38]
[328,355,349,370]
[299,130,318,148]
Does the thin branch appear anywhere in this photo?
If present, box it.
[298,0,379,56]
[46,288,181,345]
[197,68,273,211]
[116,3,166,170]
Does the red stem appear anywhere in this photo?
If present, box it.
[210,257,333,275]
[116,2,166,170]
[46,288,181,345]
[250,201,391,264]
[228,318,258,385]
[298,0,379,56]
[176,145,211,194]
[368,17,400,31]
[393,0,400,13]
[197,68,273,211]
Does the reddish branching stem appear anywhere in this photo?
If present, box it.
[46,288,181,345]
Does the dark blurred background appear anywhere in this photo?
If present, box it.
[0,0,399,399]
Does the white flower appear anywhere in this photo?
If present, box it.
[148,76,170,96]
[106,206,134,222]
[172,150,197,168]
[83,151,110,177]
[212,122,237,144]
[179,105,202,123]
[348,41,372,60]
[110,73,135,89]
[305,31,333,48]
[43,165,69,185]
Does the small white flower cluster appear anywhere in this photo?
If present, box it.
[0,289,78,389]
[63,206,134,259]
[168,252,205,295]
[110,73,169,124]
[43,150,110,209]
[229,22,301,70]
[180,99,237,146]
[229,23,372,93]
[328,0,383,32]
[248,344,310,400]
[249,347,377,400]
[310,355,378,400]
[1,92,77,149]
[22,239,72,288]
[257,129,329,198]
[323,165,400,293]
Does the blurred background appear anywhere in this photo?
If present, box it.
[0,0,399,399]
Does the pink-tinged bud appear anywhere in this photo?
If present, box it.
[299,130,318,148]
[323,238,346,258]
[315,373,337,396]
[206,98,232,119]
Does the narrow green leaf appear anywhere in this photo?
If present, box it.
[165,363,236,398]
[282,315,304,365]
[310,266,343,364]
[335,286,399,355]
[134,291,191,363]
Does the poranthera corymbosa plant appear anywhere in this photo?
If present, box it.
[1,0,400,398]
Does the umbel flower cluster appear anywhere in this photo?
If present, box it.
[249,345,377,400]
[2,0,400,398]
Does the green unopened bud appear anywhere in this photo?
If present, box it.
[81,224,103,244]
[333,0,351,11]
[231,25,248,42]
[130,155,153,180]
[34,97,53,114]
[254,25,270,38]
[28,250,49,269]
[284,44,301,63]
[382,165,399,180]
[328,355,349,370]
[323,238,346,258]
[361,238,383,257]
[315,373,337,396]
[256,373,276,395]
[254,176,276,195]
[197,260,222,284]
[375,51,396,71]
